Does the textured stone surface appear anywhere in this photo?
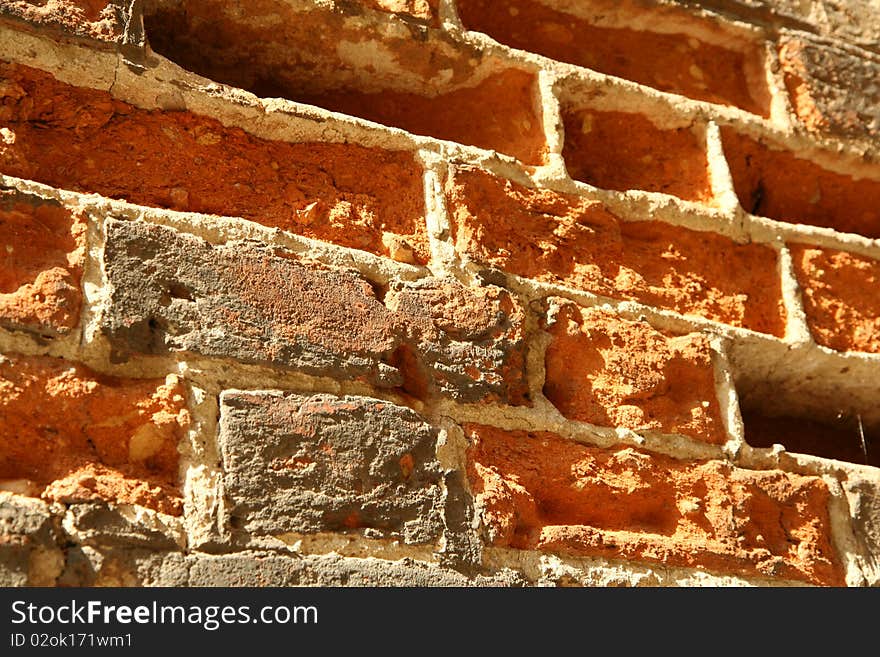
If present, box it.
[543,302,726,443]
[722,128,880,238]
[0,190,86,336]
[0,354,189,515]
[144,0,546,164]
[187,552,525,587]
[790,244,880,354]
[843,477,880,570]
[0,0,127,43]
[446,167,786,335]
[457,0,769,114]
[57,547,188,586]
[562,109,713,203]
[0,493,63,586]
[779,33,880,141]
[219,392,445,544]
[0,62,428,263]
[102,220,528,403]
[64,503,182,549]
[466,424,844,586]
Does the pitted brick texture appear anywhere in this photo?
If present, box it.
[543,302,726,444]
[0,62,429,264]
[0,355,189,515]
[218,392,445,544]
[0,191,85,336]
[466,425,843,586]
[0,0,879,588]
[446,167,785,334]
[102,220,529,404]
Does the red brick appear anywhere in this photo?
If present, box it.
[0,0,126,43]
[562,109,713,203]
[790,244,880,354]
[446,167,786,335]
[0,62,428,264]
[0,354,189,515]
[466,424,844,585]
[543,303,726,444]
[458,0,769,115]
[722,128,880,239]
[0,191,85,336]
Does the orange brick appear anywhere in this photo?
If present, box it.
[562,109,713,202]
[457,0,769,115]
[543,303,726,444]
[466,424,844,586]
[722,128,880,239]
[0,62,428,264]
[0,354,189,515]
[790,244,880,354]
[446,167,786,335]
[0,191,85,336]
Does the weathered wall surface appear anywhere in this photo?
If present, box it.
[1,0,879,587]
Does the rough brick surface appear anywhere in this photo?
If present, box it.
[0,355,189,515]
[466,424,843,586]
[0,62,429,263]
[218,392,445,544]
[144,0,546,164]
[790,244,880,354]
[0,494,62,586]
[446,167,785,334]
[102,219,528,403]
[457,0,769,114]
[543,302,726,443]
[562,109,713,202]
[0,190,85,336]
[779,34,880,141]
[722,128,880,238]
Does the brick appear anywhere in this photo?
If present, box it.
[562,108,713,203]
[0,493,63,586]
[356,0,439,23]
[790,244,880,354]
[187,552,525,587]
[843,477,880,572]
[0,62,428,263]
[466,424,844,586]
[143,1,547,164]
[722,128,880,238]
[102,219,528,404]
[0,354,189,515]
[543,302,726,444]
[218,392,445,544]
[64,503,182,549]
[779,33,880,142]
[457,0,769,115]
[58,547,189,586]
[0,0,128,44]
[446,167,786,335]
[0,190,85,336]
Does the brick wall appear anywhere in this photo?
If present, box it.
[1,0,878,587]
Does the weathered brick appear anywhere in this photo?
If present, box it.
[0,354,189,515]
[218,392,445,544]
[543,302,726,443]
[843,477,880,573]
[562,108,713,203]
[187,552,524,587]
[779,33,880,141]
[446,167,785,335]
[358,0,439,23]
[722,127,880,238]
[0,0,129,44]
[0,493,63,586]
[790,244,880,354]
[0,190,85,336]
[144,0,547,164]
[102,219,528,404]
[458,0,769,114]
[0,62,428,263]
[466,424,844,586]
